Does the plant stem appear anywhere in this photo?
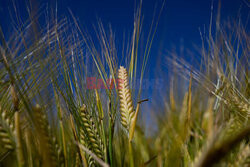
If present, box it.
[129,141,134,167]
[15,111,25,167]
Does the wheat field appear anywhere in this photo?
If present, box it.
[0,1,249,167]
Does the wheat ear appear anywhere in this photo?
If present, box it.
[118,66,134,130]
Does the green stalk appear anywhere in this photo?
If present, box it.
[58,106,67,167]
[128,141,134,167]
[108,120,113,167]
[55,89,67,166]
[70,114,88,167]
[59,119,67,166]
[101,120,107,162]
[11,85,25,167]
[15,112,25,167]
[25,129,33,167]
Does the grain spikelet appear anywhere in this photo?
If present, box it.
[79,120,94,166]
[70,114,88,167]
[229,93,250,121]
[0,110,14,151]
[118,66,134,130]
[217,82,249,121]
[79,104,104,160]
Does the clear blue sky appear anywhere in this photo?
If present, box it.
[0,0,249,76]
[0,0,248,63]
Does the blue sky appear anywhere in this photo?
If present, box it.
[1,0,248,54]
[0,0,249,80]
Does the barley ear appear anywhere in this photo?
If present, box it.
[80,104,104,160]
[69,114,88,167]
[118,66,134,131]
[0,110,15,151]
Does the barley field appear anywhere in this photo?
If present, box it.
[0,1,249,167]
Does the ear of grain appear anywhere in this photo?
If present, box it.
[229,93,250,121]
[79,104,104,162]
[79,120,95,166]
[0,110,15,151]
[118,66,134,130]
[217,82,249,121]
[70,114,88,167]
